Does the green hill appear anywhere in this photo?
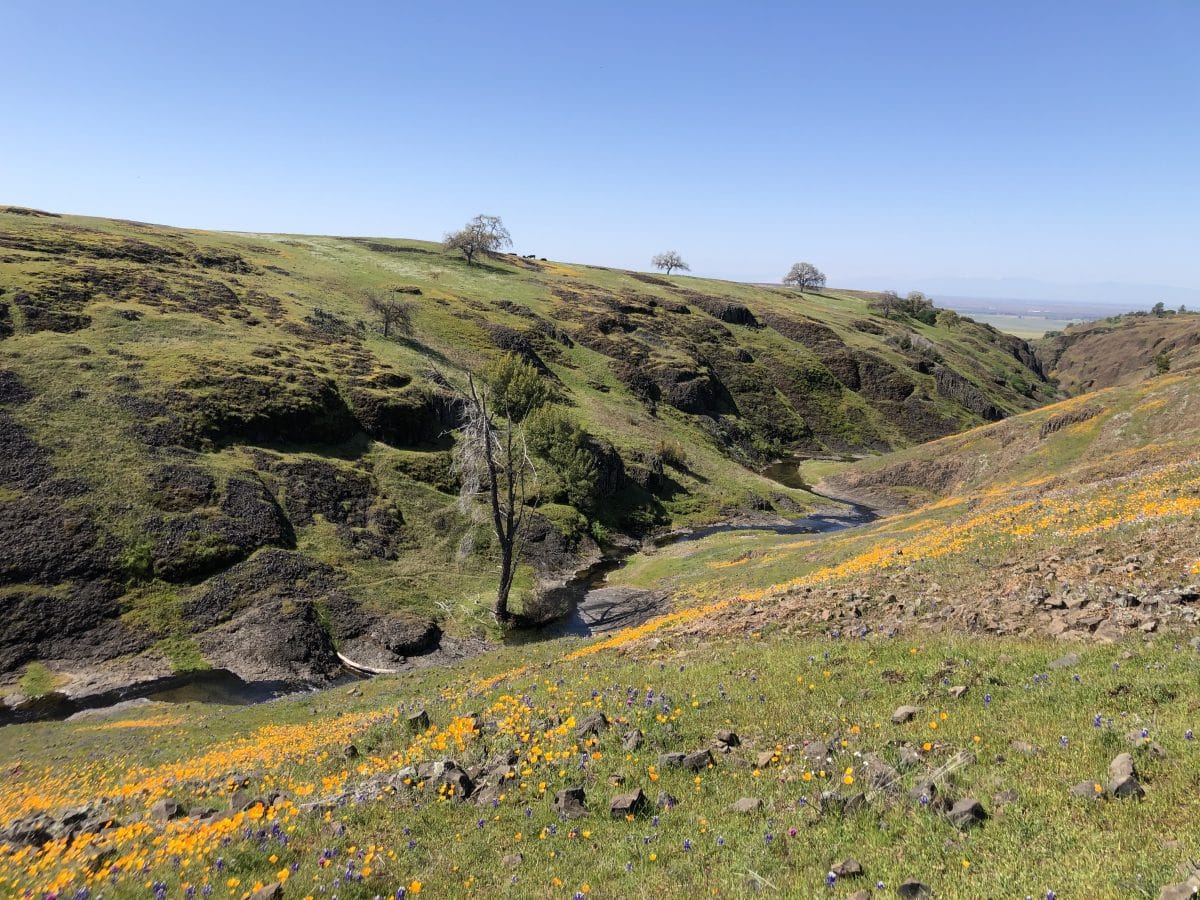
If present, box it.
[1,358,1199,899]
[0,206,1050,701]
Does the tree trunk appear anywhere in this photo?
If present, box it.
[494,542,514,623]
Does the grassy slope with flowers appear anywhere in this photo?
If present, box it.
[3,373,1200,898]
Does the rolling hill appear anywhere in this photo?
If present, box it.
[1,330,1198,899]
[0,206,1051,704]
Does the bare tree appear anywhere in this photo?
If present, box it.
[782,262,827,291]
[651,251,689,275]
[453,355,549,625]
[366,291,415,338]
[444,214,512,265]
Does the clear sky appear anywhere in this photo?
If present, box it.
[3,1,1198,298]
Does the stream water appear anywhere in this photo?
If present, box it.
[540,460,876,638]
[6,460,875,722]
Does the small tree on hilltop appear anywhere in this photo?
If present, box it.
[444,214,512,266]
[652,251,689,276]
[783,262,826,291]
[365,291,415,338]
[454,354,551,626]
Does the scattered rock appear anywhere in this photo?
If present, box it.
[682,749,714,772]
[1159,876,1200,900]
[621,729,643,751]
[553,787,587,820]
[728,797,762,814]
[756,750,777,768]
[502,853,523,868]
[804,740,829,761]
[656,791,679,809]
[658,752,686,768]
[249,883,283,900]
[1010,740,1040,757]
[831,858,864,878]
[575,712,610,738]
[406,710,430,732]
[1070,781,1105,801]
[897,879,932,899]
[891,705,920,724]
[948,685,968,699]
[897,745,923,770]
[1049,652,1081,670]
[946,797,987,829]
[1108,753,1145,799]
[149,798,185,822]
[610,789,646,818]
[715,729,740,747]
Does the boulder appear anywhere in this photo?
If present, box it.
[945,797,987,829]
[610,789,647,818]
[553,787,588,820]
[728,797,762,814]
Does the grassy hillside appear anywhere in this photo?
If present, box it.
[1,371,1198,899]
[1035,311,1200,394]
[0,206,1050,697]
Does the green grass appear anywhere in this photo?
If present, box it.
[17,662,58,698]
[1,631,1196,898]
[967,313,1082,340]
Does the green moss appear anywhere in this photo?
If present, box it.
[18,662,58,698]
[152,636,210,673]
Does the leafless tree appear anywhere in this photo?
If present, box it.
[783,262,827,291]
[651,251,689,275]
[453,358,547,625]
[365,292,415,338]
[444,214,512,265]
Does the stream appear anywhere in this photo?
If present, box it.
[538,459,876,638]
[3,460,875,723]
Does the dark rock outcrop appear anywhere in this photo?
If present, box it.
[935,367,1004,421]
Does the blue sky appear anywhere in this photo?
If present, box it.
[3,1,1198,299]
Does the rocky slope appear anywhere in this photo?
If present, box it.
[0,206,1049,702]
[1034,311,1200,394]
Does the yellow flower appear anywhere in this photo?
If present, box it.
[409,881,423,895]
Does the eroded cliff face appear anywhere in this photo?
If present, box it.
[1035,313,1200,394]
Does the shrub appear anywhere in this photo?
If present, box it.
[655,438,688,469]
